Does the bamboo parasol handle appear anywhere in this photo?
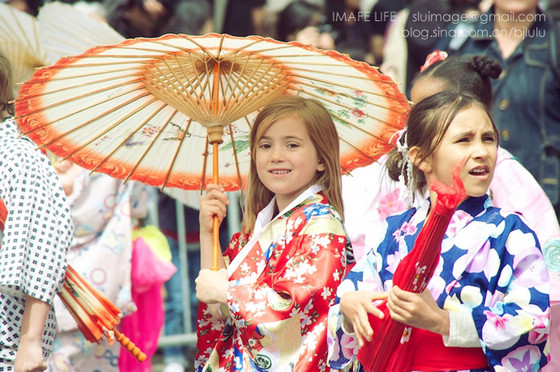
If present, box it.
[211,141,221,270]
[114,328,147,362]
[209,60,223,271]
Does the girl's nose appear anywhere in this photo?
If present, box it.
[270,145,285,161]
[472,140,490,158]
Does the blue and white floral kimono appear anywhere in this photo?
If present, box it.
[328,195,550,371]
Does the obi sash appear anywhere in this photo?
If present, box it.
[406,328,488,371]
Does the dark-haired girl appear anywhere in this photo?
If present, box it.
[343,53,559,262]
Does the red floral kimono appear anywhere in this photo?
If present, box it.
[195,187,351,371]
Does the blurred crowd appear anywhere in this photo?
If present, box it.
[2,0,560,371]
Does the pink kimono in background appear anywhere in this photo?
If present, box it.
[119,233,176,370]
[195,189,351,371]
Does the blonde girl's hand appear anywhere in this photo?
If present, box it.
[196,268,228,304]
[199,183,229,235]
[387,286,450,336]
[339,290,387,348]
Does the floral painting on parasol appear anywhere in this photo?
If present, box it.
[14,33,409,192]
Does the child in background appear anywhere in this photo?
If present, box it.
[343,53,560,262]
[195,95,352,370]
[0,51,74,371]
[47,161,148,372]
[276,1,335,50]
[328,90,550,370]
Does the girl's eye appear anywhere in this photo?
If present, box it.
[483,135,496,142]
[258,143,271,150]
[456,137,469,143]
[287,143,300,149]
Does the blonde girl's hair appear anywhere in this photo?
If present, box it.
[386,90,498,193]
[0,51,14,120]
[241,95,343,233]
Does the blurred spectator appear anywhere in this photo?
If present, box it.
[4,0,43,15]
[160,0,213,34]
[276,0,335,49]
[104,0,178,38]
[435,0,560,218]
[402,0,449,94]
[118,225,176,371]
[213,0,266,36]
[381,0,482,95]
[369,0,408,65]
[325,0,376,64]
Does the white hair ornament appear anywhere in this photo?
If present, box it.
[392,129,415,203]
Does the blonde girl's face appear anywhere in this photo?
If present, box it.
[416,104,498,199]
[255,114,325,212]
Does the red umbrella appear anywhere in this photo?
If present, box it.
[58,264,147,362]
[357,167,466,371]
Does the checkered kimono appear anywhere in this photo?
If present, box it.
[0,118,73,364]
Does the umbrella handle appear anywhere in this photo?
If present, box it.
[210,139,222,271]
[211,215,220,270]
[113,328,147,362]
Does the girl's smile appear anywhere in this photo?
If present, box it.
[256,114,325,211]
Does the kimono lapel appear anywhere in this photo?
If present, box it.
[442,196,505,283]
[227,185,322,278]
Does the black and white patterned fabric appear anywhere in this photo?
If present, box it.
[0,118,73,364]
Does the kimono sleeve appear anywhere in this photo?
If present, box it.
[491,148,560,243]
[327,244,385,369]
[0,144,73,304]
[470,215,550,370]
[195,231,246,367]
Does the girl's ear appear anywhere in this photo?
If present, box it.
[317,162,326,172]
[408,146,432,174]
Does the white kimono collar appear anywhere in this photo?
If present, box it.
[227,184,323,276]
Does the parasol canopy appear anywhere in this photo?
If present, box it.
[15,33,410,270]
[0,3,48,95]
[37,1,125,65]
[14,33,410,191]
[357,168,466,371]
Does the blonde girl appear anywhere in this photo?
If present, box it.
[195,95,352,371]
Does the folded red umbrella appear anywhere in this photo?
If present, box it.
[357,167,465,371]
[58,264,147,362]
